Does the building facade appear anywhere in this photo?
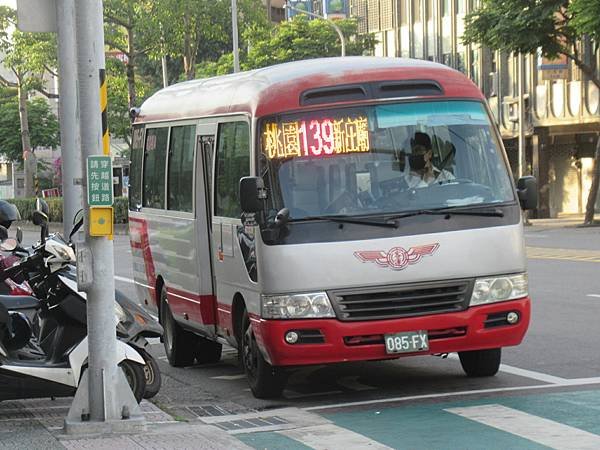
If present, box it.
[350,0,600,217]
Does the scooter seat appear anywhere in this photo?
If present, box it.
[0,295,38,311]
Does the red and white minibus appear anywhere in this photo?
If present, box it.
[128,57,536,398]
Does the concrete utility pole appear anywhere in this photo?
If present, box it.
[232,0,240,72]
[55,0,83,236]
[65,0,144,433]
[518,53,526,178]
[284,4,346,57]
[161,56,168,88]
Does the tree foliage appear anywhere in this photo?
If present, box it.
[462,0,600,224]
[106,58,151,153]
[0,96,59,162]
[462,0,599,88]
[197,16,376,76]
[147,0,269,80]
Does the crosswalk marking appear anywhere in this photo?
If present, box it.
[278,424,393,450]
[526,246,600,263]
[446,404,600,450]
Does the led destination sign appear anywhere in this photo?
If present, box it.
[262,115,371,160]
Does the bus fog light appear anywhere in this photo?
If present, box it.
[506,312,519,324]
[285,331,299,344]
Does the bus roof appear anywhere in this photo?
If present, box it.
[136,57,484,124]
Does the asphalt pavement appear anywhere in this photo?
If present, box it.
[4,218,600,449]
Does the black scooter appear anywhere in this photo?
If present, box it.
[0,205,162,400]
[0,229,147,402]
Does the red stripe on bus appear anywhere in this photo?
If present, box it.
[167,287,217,326]
[129,217,158,304]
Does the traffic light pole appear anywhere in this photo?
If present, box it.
[55,0,83,236]
[64,0,144,434]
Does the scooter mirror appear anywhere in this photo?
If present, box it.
[73,209,83,225]
[16,227,23,244]
[32,210,48,227]
[0,238,18,252]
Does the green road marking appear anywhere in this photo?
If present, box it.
[237,431,313,450]
[237,389,600,449]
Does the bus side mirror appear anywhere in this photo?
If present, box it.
[517,176,538,210]
[240,177,266,213]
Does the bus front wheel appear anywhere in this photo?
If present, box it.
[458,348,502,377]
[160,285,196,367]
[240,311,286,398]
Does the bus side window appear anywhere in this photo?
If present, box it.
[167,125,196,212]
[143,127,169,209]
[214,121,250,218]
[129,126,144,211]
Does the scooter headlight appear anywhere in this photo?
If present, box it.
[115,303,128,324]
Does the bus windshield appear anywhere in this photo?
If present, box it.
[259,100,515,220]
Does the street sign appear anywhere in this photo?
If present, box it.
[86,156,114,206]
[539,55,570,81]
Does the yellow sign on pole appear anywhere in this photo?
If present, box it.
[89,206,113,238]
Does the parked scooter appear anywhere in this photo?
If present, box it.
[0,202,163,399]
[0,228,147,402]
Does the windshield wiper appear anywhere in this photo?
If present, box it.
[290,215,399,228]
[386,205,505,221]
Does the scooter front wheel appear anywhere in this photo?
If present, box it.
[139,349,161,399]
[119,360,146,403]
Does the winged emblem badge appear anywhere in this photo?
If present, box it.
[354,243,439,270]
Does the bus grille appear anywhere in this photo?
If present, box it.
[328,279,474,321]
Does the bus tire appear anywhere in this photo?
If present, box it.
[458,348,501,377]
[240,311,286,399]
[194,337,222,364]
[160,285,196,367]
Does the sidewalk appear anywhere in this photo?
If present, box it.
[528,213,598,229]
[0,398,251,450]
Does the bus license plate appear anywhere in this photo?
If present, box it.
[384,331,429,354]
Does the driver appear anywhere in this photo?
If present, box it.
[405,132,454,188]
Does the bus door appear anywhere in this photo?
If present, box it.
[211,119,252,338]
[194,123,218,333]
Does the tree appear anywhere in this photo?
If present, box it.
[151,0,270,81]
[106,57,151,154]
[0,6,58,197]
[198,16,376,76]
[0,96,59,163]
[462,0,600,224]
[104,0,159,110]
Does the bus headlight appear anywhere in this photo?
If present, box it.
[470,273,528,306]
[261,292,336,319]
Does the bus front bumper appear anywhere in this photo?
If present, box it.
[252,297,530,367]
